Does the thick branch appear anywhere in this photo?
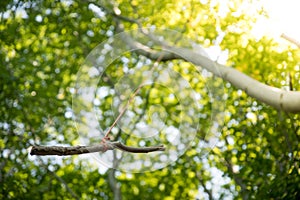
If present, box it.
[30,141,165,156]
[119,30,300,113]
[168,46,300,113]
[93,1,300,112]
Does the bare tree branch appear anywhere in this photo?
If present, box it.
[115,26,300,113]
[166,45,300,113]
[30,141,165,156]
[89,0,300,113]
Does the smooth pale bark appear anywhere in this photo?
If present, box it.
[167,45,300,113]
[120,30,300,113]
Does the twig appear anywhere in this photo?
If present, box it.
[104,83,146,138]
[103,41,165,139]
[30,141,165,156]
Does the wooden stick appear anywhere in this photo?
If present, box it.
[30,141,165,156]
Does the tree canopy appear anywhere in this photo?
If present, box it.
[1,0,299,199]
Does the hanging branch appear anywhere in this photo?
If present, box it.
[30,18,167,158]
[30,141,165,156]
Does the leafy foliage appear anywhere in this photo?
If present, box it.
[1,0,299,199]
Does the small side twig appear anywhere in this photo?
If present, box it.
[30,141,165,156]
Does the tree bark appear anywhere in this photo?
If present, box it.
[117,28,300,113]
[30,141,165,156]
